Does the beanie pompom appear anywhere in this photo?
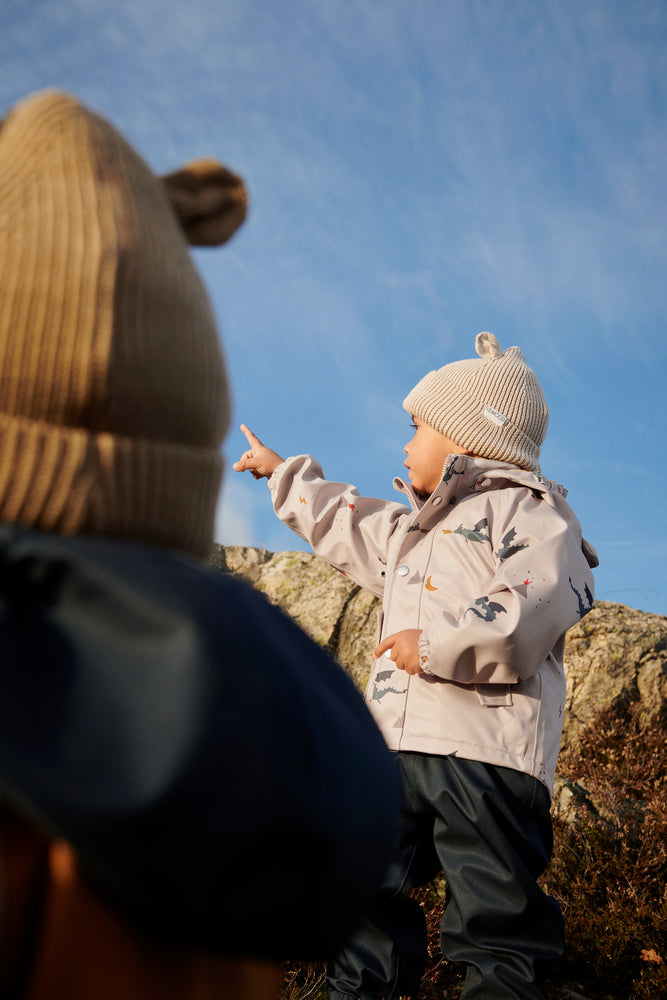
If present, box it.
[475,331,501,360]
[162,158,248,247]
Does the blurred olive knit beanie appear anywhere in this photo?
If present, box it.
[403,332,549,472]
[0,89,247,556]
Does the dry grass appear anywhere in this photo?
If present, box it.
[543,700,667,1000]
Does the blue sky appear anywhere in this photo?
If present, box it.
[1,0,665,614]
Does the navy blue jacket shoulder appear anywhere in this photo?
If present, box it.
[0,525,398,959]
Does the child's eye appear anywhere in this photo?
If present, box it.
[409,421,418,430]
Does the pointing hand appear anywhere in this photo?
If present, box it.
[232,424,284,480]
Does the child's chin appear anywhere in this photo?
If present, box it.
[407,472,429,497]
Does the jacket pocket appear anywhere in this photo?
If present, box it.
[474,683,513,707]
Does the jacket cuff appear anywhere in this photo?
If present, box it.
[267,457,296,493]
[418,632,432,674]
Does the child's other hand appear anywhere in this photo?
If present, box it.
[232,424,284,480]
[374,629,423,675]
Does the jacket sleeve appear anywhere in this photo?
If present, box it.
[269,455,407,598]
[419,491,596,685]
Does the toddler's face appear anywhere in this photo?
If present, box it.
[403,417,467,497]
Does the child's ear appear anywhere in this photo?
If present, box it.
[162,158,248,246]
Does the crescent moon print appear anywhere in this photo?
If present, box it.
[425,576,438,591]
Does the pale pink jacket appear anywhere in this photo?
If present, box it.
[269,453,598,795]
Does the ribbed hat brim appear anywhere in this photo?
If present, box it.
[0,413,222,556]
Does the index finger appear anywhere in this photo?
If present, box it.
[374,634,396,658]
[239,423,263,448]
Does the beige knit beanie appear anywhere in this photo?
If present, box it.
[0,89,247,556]
[403,332,549,472]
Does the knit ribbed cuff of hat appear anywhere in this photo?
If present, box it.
[404,370,542,473]
[0,413,222,557]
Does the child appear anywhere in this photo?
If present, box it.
[234,331,598,1000]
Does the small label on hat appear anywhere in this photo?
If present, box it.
[484,405,508,427]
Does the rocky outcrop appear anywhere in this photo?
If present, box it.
[561,600,667,739]
[212,546,667,750]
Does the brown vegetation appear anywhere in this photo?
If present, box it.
[543,700,667,1000]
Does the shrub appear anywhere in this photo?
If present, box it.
[542,700,667,999]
